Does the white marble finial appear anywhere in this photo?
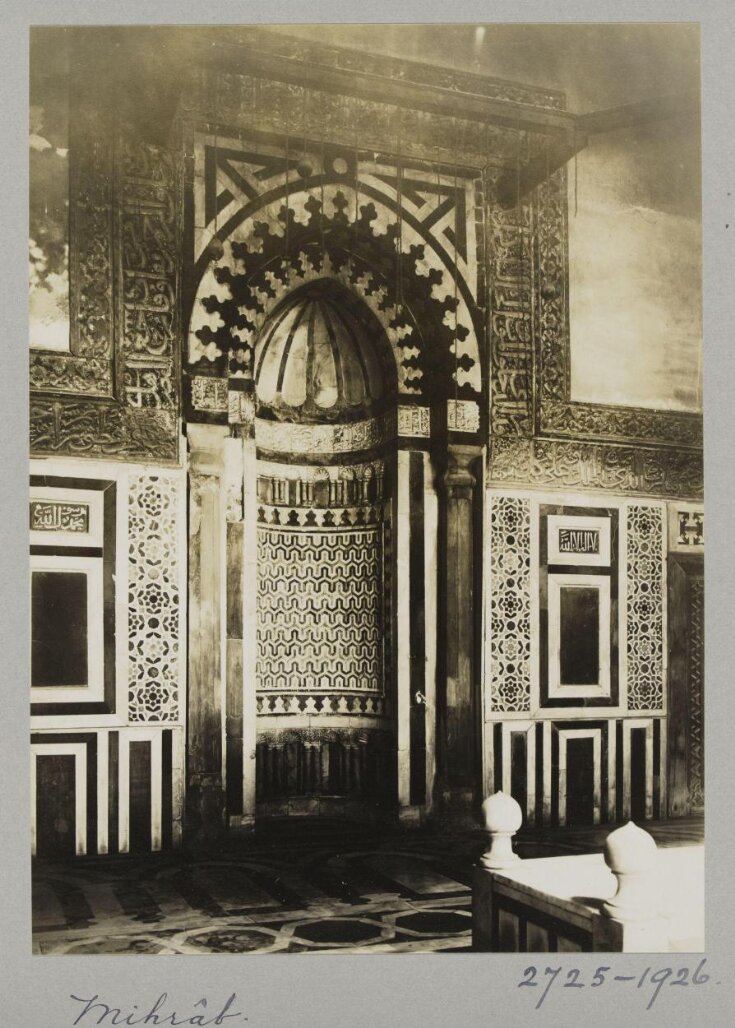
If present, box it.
[602,821,659,921]
[480,791,522,869]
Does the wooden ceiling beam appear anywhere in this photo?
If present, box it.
[495,137,588,208]
[211,40,578,139]
[496,92,699,207]
[576,92,700,134]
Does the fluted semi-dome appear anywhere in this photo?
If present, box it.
[254,280,394,422]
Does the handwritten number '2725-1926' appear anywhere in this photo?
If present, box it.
[519,959,710,1010]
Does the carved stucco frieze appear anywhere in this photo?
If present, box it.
[535,166,569,406]
[30,399,179,463]
[30,103,115,400]
[487,160,535,438]
[487,159,703,464]
[29,354,113,395]
[70,108,115,366]
[533,167,703,455]
[488,436,703,500]
[119,136,180,413]
[30,114,181,462]
[540,398,703,450]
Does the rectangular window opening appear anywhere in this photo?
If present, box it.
[31,570,88,687]
[559,586,600,686]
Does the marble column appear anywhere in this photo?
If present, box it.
[439,444,482,810]
[241,436,258,823]
[187,423,228,849]
[423,451,439,816]
[395,449,413,818]
[393,448,439,824]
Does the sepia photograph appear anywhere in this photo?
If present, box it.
[27,19,706,969]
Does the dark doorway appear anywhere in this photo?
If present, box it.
[630,728,648,822]
[668,555,704,816]
[129,741,152,853]
[565,737,595,825]
[36,754,76,858]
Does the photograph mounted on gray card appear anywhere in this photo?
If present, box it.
[29,22,703,957]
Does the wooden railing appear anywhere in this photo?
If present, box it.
[472,792,704,953]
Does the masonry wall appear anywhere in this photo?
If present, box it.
[28,28,705,852]
[483,489,704,826]
[30,459,187,857]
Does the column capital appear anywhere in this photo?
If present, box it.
[443,444,483,495]
[187,423,229,475]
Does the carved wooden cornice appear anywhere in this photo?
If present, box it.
[105,25,572,146]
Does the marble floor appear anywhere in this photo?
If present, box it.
[32,815,704,955]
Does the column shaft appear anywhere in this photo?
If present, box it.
[439,444,482,807]
[187,424,228,848]
[242,437,258,820]
[396,449,412,810]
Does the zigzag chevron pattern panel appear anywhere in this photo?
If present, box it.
[256,524,384,702]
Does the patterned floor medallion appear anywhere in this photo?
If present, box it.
[32,816,703,955]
